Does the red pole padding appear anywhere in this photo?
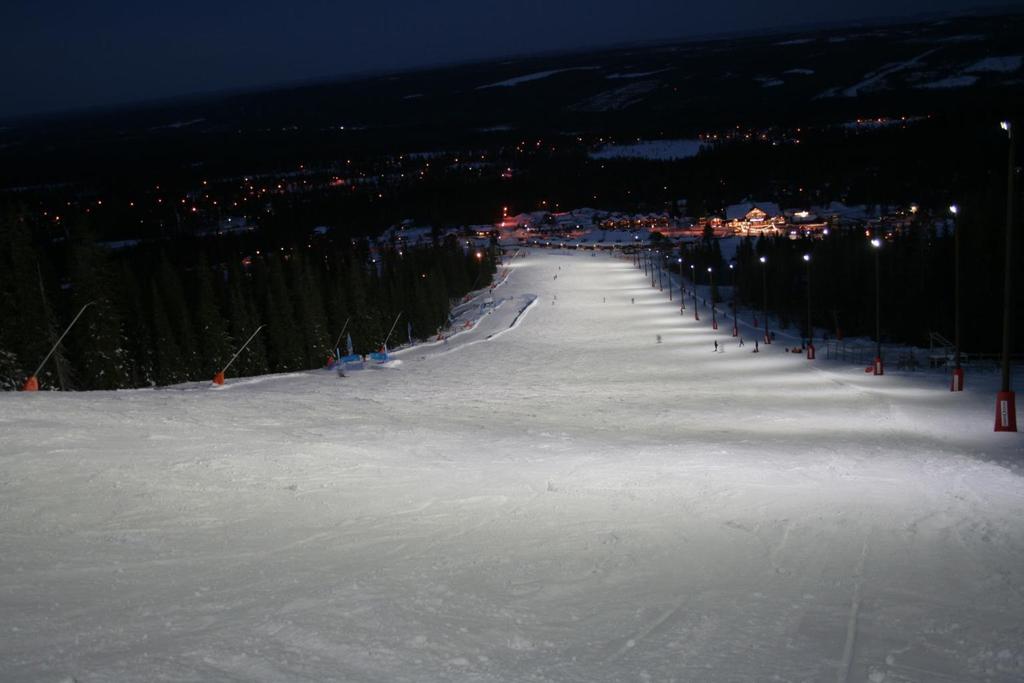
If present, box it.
[212,371,225,386]
[995,391,1017,432]
[20,376,39,391]
[950,368,964,392]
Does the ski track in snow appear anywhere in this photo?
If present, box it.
[1,249,1023,682]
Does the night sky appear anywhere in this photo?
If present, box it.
[0,0,1015,119]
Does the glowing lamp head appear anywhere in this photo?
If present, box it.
[707,267,712,273]
[759,256,766,264]
[949,204,958,215]
[803,253,811,262]
[871,238,881,248]
[1000,121,1011,132]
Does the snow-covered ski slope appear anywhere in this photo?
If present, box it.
[2,249,1023,682]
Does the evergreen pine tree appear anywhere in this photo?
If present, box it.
[150,280,188,386]
[117,261,156,387]
[156,256,198,377]
[193,252,232,375]
[263,254,303,370]
[66,228,130,389]
[288,252,330,367]
[0,209,63,389]
[225,262,269,378]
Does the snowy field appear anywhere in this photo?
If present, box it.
[590,140,705,161]
[2,250,1023,682]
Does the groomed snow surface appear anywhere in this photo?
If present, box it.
[2,250,1024,682]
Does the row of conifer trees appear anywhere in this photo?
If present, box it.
[0,213,496,390]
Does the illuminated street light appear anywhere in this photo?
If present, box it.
[729,263,738,337]
[803,254,815,359]
[759,256,770,343]
[708,267,718,330]
[870,238,883,375]
[949,204,963,391]
[690,264,698,321]
[996,119,1017,430]
[678,258,685,313]
[667,253,673,301]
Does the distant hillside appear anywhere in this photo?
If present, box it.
[0,11,1021,187]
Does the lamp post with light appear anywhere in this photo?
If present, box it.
[950,204,964,391]
[678,258,685,313]
[760,256,770,343]
[996,120,1017,431]
[803,254,813,350]
[667,253,673,301]
[871,238,883,376]
[730,263,739,337]
[708,267,718,330]
[691,264,698,321]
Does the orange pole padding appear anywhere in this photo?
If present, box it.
[212,371,225,385]
[20,376,39,392]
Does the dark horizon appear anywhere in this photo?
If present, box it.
[2,0,1020,121]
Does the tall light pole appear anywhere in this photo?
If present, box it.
[996,120,1017,431]
[650,250,656,288]
[760,256,770,344]
[804,253,815,359]
[871,238,883,376]
[691,264,698,321]
[668,253,673,301]
[950,204,964,391]
[708,267,718,330]
[678,258,685,313]
[730,263,738,337]
[657,252,664,291]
